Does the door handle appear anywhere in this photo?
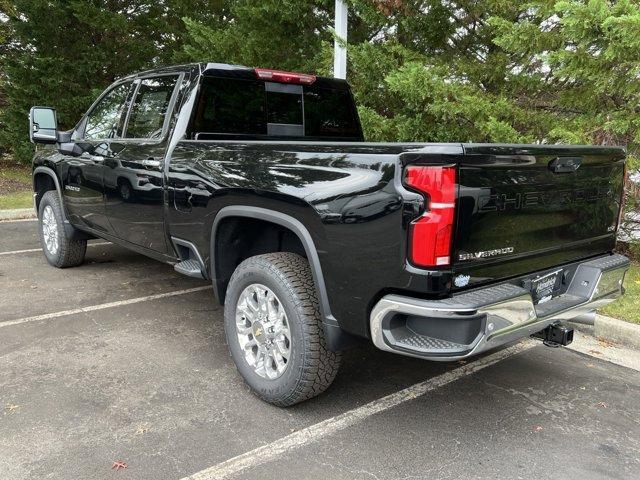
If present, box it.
[141,157,162,168]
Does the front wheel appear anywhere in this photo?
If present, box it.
[38,190,87,268]
[224,252,341,406]
[117,179,134,202]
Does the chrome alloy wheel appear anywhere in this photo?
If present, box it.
[42,205,59,255]
[235,283,292,380]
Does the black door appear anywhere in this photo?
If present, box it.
[105,75,181,254]
[60,81,133,234]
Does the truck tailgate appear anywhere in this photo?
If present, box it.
[453,144,626,287]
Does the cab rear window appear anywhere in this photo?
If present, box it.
[190,76,361,140]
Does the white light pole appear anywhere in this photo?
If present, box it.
[333,0,348,79]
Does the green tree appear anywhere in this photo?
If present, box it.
[176,0,382,73]
[490,0,640,150]
[0,0,226,163]
[344,0,555,143]
[490,0,640,251]
[178,0,334,72]
[342,0,640,157]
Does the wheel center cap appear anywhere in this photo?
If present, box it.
[252,321,267,344]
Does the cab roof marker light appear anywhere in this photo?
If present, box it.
[254,68,317,85]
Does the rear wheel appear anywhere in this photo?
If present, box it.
[224,252,341,406]
[38,190,87,268]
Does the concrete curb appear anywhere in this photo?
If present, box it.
[594,314,640,350]
[0,208,36,221]
[569,314,640,351]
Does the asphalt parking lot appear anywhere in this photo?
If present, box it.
[1,219,640,480]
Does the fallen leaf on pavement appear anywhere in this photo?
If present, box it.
[135,425,149,435]
[597,402,608,409]
[5,404,20,413]
[588,350,602,356]
[597,338,615,348]
[534,425,543,432]
[112,461,128,471]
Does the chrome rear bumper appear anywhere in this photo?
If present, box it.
[370,254,629,361]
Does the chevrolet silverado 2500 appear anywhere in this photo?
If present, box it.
[29,63,630,406]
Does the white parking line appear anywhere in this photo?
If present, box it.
[0,242,110,256]
[0,285,212,329]
[180,340,536,480]
[0,247,43,256]
[0,217,37,223]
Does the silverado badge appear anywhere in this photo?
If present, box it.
[458,247,514,261]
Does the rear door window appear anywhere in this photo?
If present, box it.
[125,76,178,139]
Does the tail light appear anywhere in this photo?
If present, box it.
[405,165,457,267]
[254,68,317,85]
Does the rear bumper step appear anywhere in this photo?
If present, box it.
[370,253,629,361]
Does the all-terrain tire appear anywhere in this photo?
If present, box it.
[224,252,342,406]
[38,190,87,268]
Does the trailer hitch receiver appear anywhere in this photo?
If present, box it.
[532,323,574,347]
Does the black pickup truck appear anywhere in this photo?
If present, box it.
[29,62,630,406]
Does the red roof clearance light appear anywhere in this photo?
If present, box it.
[254,68,317,85]
[404,165,457,268]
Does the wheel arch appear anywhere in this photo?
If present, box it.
[210,206,354,350]
[34,166,93,240]
[33,166,66,221]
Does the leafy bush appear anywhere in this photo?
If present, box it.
[622,156,640,259]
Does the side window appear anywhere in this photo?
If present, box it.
[304,88,361,138]
[84,83,132,140]
[125,76,178,139]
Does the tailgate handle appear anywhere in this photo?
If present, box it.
[549,156,583,173]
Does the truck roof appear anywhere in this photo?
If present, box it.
[118,62,351,91]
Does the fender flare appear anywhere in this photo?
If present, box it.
[211,205,353,350]
[33,166,68,222]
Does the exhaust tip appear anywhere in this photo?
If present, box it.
[569,311,596,326]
